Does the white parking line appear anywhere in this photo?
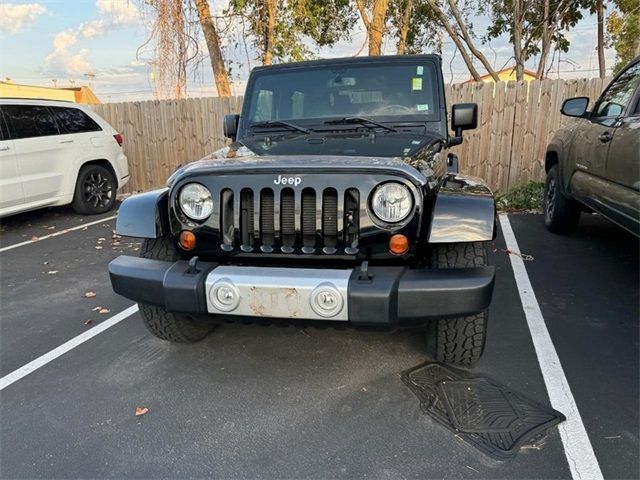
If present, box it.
[0,214,117,253]
[499,214,603,480]
[0,305,138,391]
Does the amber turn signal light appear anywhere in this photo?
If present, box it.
[389,234,409,255]
[179,231,196,250]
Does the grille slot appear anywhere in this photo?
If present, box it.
[344,188,360,248]
[220,189,234,248]
[240,189,254,247]
[280,188,295,247]
[301,188,316,248]
[322,189,338,248]
[260,189,275,247]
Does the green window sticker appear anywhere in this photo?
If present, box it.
[416,104,429,111]
[412,77,423,91]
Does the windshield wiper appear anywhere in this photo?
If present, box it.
[249,120,311,134]
[324,116,397,132]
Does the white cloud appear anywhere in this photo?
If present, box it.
[0,3,46,35]
[78,0,140,39]
[44,30,92,75]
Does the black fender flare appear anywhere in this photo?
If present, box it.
[428,173,496,243]
[116,188,169,238]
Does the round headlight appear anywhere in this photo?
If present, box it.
[371,182,413,223]
[179,183,213,220]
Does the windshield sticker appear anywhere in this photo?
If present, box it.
[416,66,424,75]
[403,147,411,156]
[412,78,423,91]
[416,104,429,111]
[411,140,422,145]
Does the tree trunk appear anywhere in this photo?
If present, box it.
[535,0,551,79]
[262,0,277,65]
[596,0,605,78]
[446,0,499,81]
[425,0,482,81]
[194,0,232,97]
[174,0,187,98]
[396,0,413,55]
[513,0,525,80]
[356,0,389,56]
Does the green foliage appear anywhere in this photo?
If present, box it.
[607,0,640,74]
[496,182,545,211]
[227,0,357,64]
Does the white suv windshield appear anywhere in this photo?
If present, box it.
[245,61,440,124]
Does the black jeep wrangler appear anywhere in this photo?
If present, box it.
[109,55,496,366]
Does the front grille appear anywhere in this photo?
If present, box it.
[219,187,360,254]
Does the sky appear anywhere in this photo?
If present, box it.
[0,0,619,103]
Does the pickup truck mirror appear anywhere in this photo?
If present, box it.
[561,97,589,118]
[223,114,240,140]
[449,103,477,147]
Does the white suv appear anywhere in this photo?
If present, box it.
[0,99,129,217]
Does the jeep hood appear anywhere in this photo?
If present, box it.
[168,131,442,187]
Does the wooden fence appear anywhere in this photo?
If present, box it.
[94,77,609,194]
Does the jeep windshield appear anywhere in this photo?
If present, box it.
[243,59,441,132]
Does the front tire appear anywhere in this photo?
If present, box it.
[138,236,215,342]
[71,164,117,215]
[544,164,581,233]
[427,242,488,367]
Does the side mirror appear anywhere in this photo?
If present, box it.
[223,114,239,139]
[561,97,589,118]
[450,103,477,146]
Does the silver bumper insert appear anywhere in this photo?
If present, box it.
[205,266,352,321]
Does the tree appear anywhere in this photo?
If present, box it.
[607,0,640,74]
[355,0,390,55]
[228,0,357,64]
[194,0,232,96]
[596,0,606,78]
[486,0,588,80]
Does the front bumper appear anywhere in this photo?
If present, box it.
[108,256,495,326]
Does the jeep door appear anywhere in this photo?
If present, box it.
[2,104,70,205]
[0,109,24,212]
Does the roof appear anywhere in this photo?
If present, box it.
[0,82,101,104]
[466,67,540,83]
[0,97,95,110]
[251,54,442,72]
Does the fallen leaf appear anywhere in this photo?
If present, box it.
[84,291,97,298]
[98,237,106,241]
[43,261,49,265]
[135,407,149,417]
[31,236,39,241]
[95,246,103,250]
[47,226,55,230]
[82,227,88,231]
[98,308,110,314]
[47,270,59,275]
[84,319,93,325]
[92,306,102,311]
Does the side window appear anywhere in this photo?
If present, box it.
[594,62,640,118]
[2,105,59,139]
[51,107,102,134]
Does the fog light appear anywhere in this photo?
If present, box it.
[389,234,409,255]
[210,278,240,312]
[179,230,196,250]
[310,282,344,318]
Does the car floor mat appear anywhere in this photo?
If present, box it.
[401,363,566,460]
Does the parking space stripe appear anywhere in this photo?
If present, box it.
[499,214,603,480]
[0,305,138,391]
[0,214,117,253]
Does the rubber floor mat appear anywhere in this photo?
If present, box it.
[401,363,565,460]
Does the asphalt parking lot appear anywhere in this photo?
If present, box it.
[1,206,638,479]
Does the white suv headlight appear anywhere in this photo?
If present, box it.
[371,182,413,223]
[179,183,213,221]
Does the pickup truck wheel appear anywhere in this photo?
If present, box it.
[138,237,215,342]
[544,165,581,233]
[427,242,488,366]
[71,164,117,215]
